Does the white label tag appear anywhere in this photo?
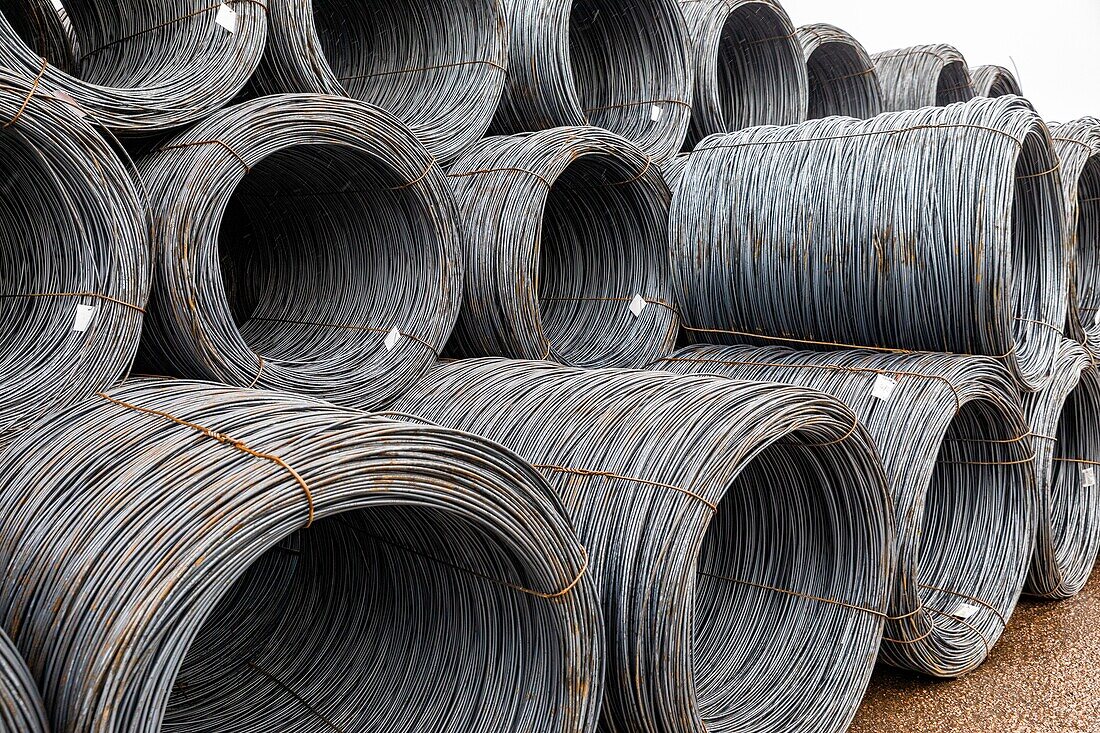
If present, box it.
[629,294,647,318]
[51,90,85,117]
[72,304,97,332]
[215,3,238,32]
[951,602,980,620]
[870,374,897,401]
[1083,466,1096,487]
[650,105,663,122]
[50,0,63,9]
[384,327,402,351]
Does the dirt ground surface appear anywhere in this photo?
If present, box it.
[850,565,1100,732]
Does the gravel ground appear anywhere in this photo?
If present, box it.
[851,565,1100,732]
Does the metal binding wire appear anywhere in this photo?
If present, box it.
[253,0,508,163]
[445,126,679,368]
[1024,339,1100,599]
[797,23,883,119]
[396,358,892,733]
[656,343,1037,677]
[0,69,148,443]
[971,64,1023,97]
[680,0,807,147]
[1050,118,1100,352]
[0,628,47,733]
[137,94,462,411]
[872,43,976,111]
[0,0,267,133]
[672,96,1067,392]
[489,0,692,162]
[0,378,601,733]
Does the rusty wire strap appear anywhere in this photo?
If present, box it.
[0,1,265,132]
[671,96,1067,392]
[971,64,1023,98]
[253,0,507,163]
[1024,339,1100,599]
[655,343,1038,677]
[872,43,976,111]
[0,69,148,444]
[0,378,601,733]
[489,0,691,162]
[1050,118,1100,352]
[395,358,893,733]
[0,627,47,733]
[445,126,678,368]
[680,0,807,148]
[137,94,461,411]
[797,22,882,119]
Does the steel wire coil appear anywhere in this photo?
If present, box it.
[656,343,1037,677]
[672,96,1066,391]
[489,0,692,162]
[253,0,507,163]
[1024,339,1100,599]
[4,0,78,73]
[796,23,882,119]
[872,44,976,112]
[1050,118,1100,351]
[395,358,893,733]
[445,126,678,368]
[971,64,1022,98]
[0,628,47,733]
[0,0,266,133]
[0,378,601,733]
[660,152,690,193]
[680,0,807,148]
[137,93,461,411]
[0,69,148,442]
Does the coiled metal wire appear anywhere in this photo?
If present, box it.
[660,152,690,193]
[395,358,893,733]
[796,23,882,119]
[489,0,692,162]
[680,0,807,148]
[445,126,678,368]
[872,44,976,112]
[0,0,266,133]
[1024,339,1100,599]
[137,94,462,411]
[253,0,507,163]
[0,69,148,442]
[672,95,1066,391]
[0,378,601,733]
[4,0,78,73]
[0,628,47,733]
[971,64,1023,97]
[1050,118,1100,351]
[656,343,1037,677]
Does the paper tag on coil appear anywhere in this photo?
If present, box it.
[650,105,663,122]
[870,374,897,401]
[384,327,402,351]
[72,304,97,332]
[950,603,980,620]
[215,3,238,33]
[629,294,647,318]
[1083,466,1096,488]
[51,90,85,117]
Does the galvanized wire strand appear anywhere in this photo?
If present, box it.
[796,23,883,119]
[395,358,893,733]
[0,378,602,733]
[655,343,1037,677]
[0,628,47,733]
[872,44,976,112]
[445,126,679,368]
[971,64,1023,98]
[0,0,267,133]
[1024,339,1100,599]
[1050,118,1100,351]
[0,68,148,443]
[136,93,462,411]
[253,0,507,163]
[680,0,808,148]
[489,0,692,162]
[672,95,1067,392]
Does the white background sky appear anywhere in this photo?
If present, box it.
[780,0,1100,122]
